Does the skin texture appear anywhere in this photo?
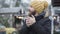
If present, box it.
[26,7,36,27]
[26,15,36,27]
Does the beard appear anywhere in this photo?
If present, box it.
[29,11,36,17]
[31,11,36,15]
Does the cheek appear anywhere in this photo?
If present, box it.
[29,7,35,13]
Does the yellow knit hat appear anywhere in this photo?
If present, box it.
[30,0,48,14]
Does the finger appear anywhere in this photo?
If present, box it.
[26,17,30,20]
[26,19,30,23]
[26,20,28,22]
[26,20,30,24]
[31,15,35,18]
[26,19,30,22]
[27,17,32,19]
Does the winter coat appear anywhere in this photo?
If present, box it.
[20,12,51,34]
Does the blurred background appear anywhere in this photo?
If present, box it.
[0,0,33,34]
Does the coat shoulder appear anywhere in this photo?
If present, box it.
[38,17,51,25]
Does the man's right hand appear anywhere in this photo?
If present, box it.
[26,15,36,27]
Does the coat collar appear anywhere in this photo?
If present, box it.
[35,12,45,21]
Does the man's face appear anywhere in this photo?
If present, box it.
[29,7,36,15]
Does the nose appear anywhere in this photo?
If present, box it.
[28,7,35,12]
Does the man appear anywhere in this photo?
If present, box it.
[20,0,51,34]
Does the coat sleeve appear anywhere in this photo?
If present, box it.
[20,20,29,34]
[20,25,29,34]
[30,18,51,34]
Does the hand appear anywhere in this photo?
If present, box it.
[26,15,36,27]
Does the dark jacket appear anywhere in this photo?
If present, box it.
[20,12,51,34]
